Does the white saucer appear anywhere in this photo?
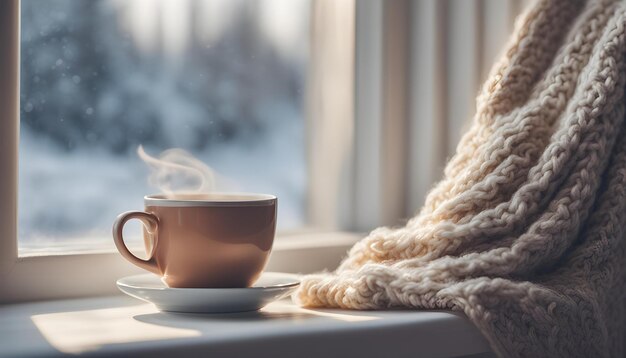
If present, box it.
[117,272,300,313]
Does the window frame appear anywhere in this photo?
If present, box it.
[0,0,20,282]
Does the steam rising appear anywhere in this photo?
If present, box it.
[137,145,215,197]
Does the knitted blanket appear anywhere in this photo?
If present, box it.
[294,0,626,356]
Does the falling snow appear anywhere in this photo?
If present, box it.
[19,0,310,249]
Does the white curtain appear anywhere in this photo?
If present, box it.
[307,0,535,232]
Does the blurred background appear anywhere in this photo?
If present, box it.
[18,0,534,253]
[19,0,309,251]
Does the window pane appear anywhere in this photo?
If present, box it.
[19,0,309,253]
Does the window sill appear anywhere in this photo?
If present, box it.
[0,231,493,357]
[0,295,492,358]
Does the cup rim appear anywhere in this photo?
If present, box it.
[144,192,277,207]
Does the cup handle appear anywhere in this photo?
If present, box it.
[112,211,160,275]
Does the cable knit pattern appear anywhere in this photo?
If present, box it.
[294,0,626,356]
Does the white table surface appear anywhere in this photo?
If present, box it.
[0,295,492,358]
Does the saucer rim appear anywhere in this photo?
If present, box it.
[116,272,301,291]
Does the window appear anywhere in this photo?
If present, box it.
[18,0,310,254]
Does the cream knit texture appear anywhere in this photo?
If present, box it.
[294,0,626,357]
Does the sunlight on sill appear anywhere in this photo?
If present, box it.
[30,300,379,355]
[31,304,201,354]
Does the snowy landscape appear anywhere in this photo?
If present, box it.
[19,0,309,251]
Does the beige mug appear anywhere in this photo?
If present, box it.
[112,193,277,288]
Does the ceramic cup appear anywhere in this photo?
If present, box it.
[112,193,277,288]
